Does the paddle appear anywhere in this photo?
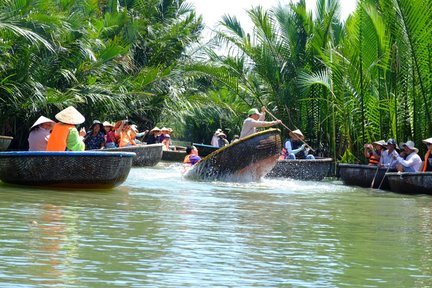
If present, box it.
[370,165,380,188]
[377,161,395,190]
[265,109,315,153]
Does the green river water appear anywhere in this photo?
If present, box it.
[1,162,432,287]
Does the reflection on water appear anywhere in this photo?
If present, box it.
[1,162,432,287]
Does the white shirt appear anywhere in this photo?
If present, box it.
[28,127,51,151]
[396,152,422,172]
[380,149,399,168]
[211,135,219,146]
[240,113,271,138]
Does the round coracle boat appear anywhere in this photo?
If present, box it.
[104,144,163,166]
[338,163,394,190]
[185,129,281,182]
[266,157,333,181]
[386,172,432,195]
[0,151,135,189]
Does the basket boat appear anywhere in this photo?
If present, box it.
[104,144,163,166]
[185,129,281,182]
[338,163,394,190]
[266,158,333,181]
[0,151,135,189]
[386,172,432,194]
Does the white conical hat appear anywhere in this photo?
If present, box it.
[30,116,55,130]
[55,106,85,125]
[289,129,304,140]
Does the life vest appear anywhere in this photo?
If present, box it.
[118,130,136,147]
[184,154,200,165]
[423,150,432,172]
[279,148,288,160]
[367,153,380,166]
[46,123,75,151]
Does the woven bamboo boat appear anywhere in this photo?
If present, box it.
[386,172,432,194]
[266,158,333,181]
[192,143,219,157]
[0,151,135,188]
[162,150,186,162]
[0,136,13,151]
[185,129,281,182]
[338,163,394,190]
[104,144,163,166]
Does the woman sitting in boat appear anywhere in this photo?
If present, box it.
[240,106,281,139]
[84,120,106,150]
[159,127,171,150]
[115,120,137,148]
[420,138,432,172]
[363,140,386,166]
[46,106,86,151]
[281,129,315,160]
[28,116,55,151]
[103,121,117,148]
[217,132,229,147]
[145,127,161,144]
[183,145,201,166]
[392,140,421,172]
[379,139,399,168]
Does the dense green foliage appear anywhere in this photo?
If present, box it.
[1,0,432,162]
[0,0,202,148]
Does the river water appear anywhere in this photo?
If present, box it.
[1,162,432,287]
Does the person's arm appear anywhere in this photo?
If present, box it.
[395,154,421,167]
[67,128,85,151]
[285,140,305,155]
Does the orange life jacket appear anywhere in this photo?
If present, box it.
[279,148,288,160]
[367,154,380,166]
[46,123,75,151]
[118,130,136,147]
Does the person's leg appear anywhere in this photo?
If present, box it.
[306,155,315,160]
[288,153,296,160]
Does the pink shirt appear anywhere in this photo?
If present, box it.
[28,127,51,151]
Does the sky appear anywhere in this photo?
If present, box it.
[188,0,358,34]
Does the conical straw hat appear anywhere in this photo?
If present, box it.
[55,106,85,125]
[30,116,55,130]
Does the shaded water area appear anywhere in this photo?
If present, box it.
[1,162,432,287]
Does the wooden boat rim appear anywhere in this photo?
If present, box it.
[278,157,333,163]
[0,151,136,157]
[0,136,13,140]
[386,172,432,176]
[200,128,280,161]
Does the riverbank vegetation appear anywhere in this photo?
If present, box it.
[1,0,431,162]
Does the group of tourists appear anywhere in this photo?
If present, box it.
[364,138,430,172]
[27,106,175,152]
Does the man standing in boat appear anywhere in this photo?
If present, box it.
[240,106,281,139]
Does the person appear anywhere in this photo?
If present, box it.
[363,140,386,166]
[131,124,148,144]
[231,135,239,143]
[115,120,137,147]
[183,145,201,166]
[103,121,117,148]
[28,116,55,151]
[159,127,171,151]
[393,140,422,172]
[84,120,105,150]
[211,129,222,146]
[282,129,315,160]
[46,106,86,151]
[217,132,229,147]
[239,106,281,138]
[421,137,432,172]
[379,138,399,168]
[146,127,161,144]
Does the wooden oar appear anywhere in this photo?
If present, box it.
[265,109,315,153]
[370,165,380,188]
